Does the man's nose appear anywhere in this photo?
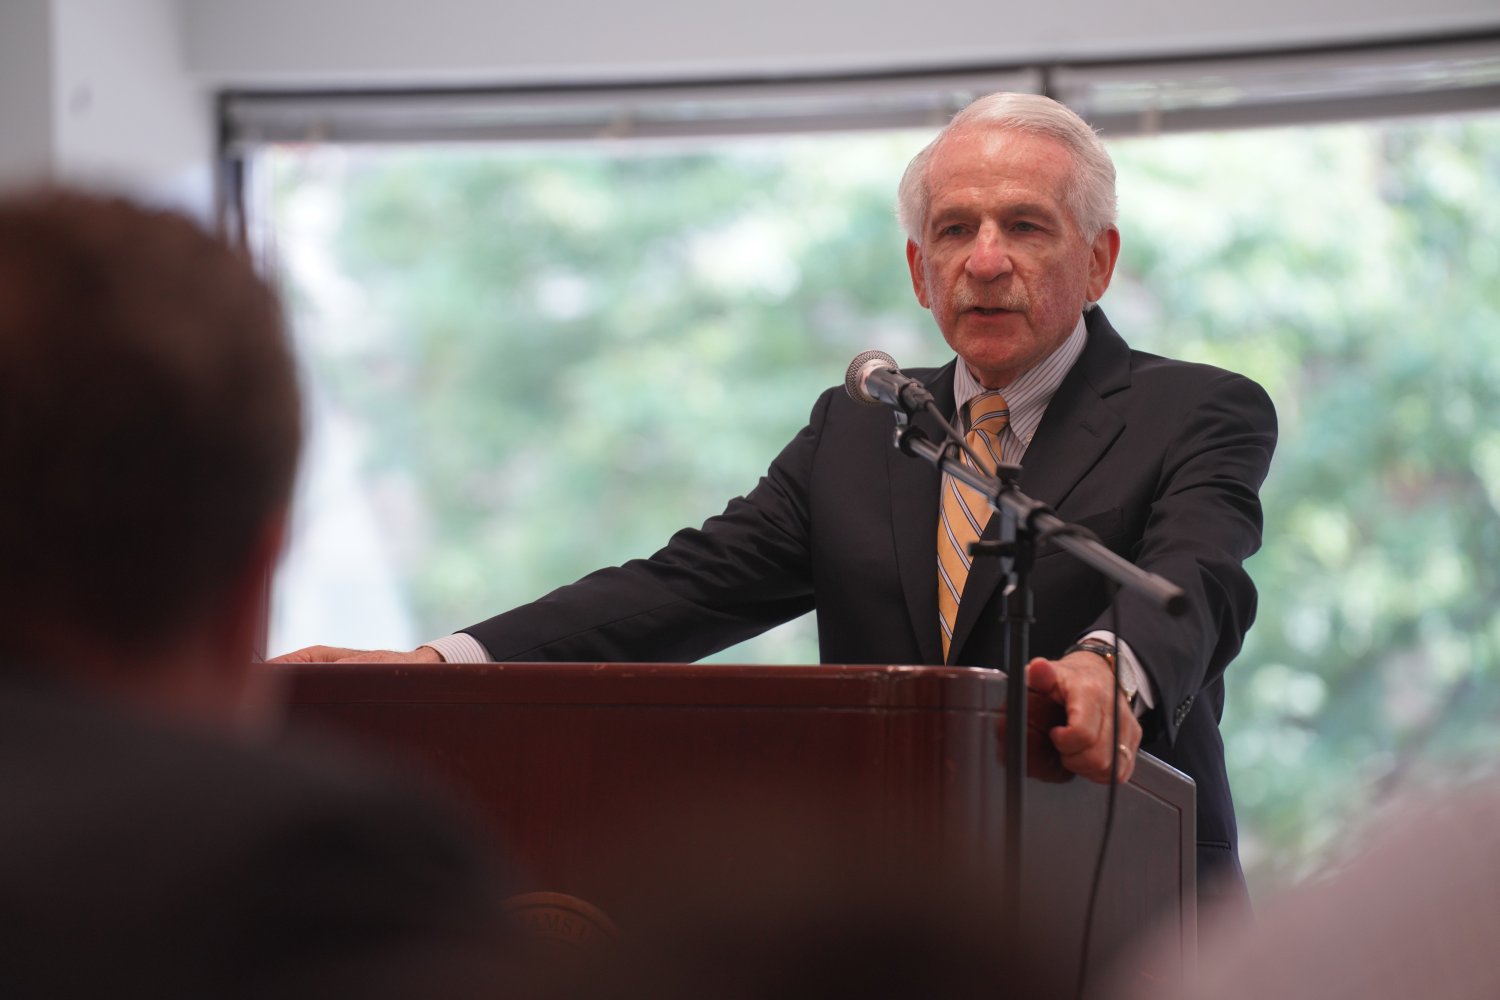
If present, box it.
[965,227,1013,281]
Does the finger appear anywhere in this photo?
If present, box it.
[266,645,356,663]
[1058,751,1111,784]
[1111,732,1139,784]
[1057,694,1142,783]
[1059,742,1132,784]
[1107,698,1144,782]
[330,648,440,663]
[1024,657,1063,701]
[1116,706,1143,783]
[1048,686,1108,756]
[331,649,400,663]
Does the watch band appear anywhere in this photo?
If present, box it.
[1063,638,1137,706]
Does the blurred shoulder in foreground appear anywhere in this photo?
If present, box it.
[1174,781,1500,1000]
[0,189,517,998]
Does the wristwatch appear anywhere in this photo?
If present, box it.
[1064,638,1138,707]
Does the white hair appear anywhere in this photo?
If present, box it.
[896,92,1118,244]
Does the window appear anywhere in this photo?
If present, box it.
[240,65,1500,895]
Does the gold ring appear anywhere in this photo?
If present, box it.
[1117,743,1131,758]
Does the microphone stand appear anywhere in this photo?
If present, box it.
[890,407,1186,933]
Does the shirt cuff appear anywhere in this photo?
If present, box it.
[421,633,492,664]
[1080,629,1156,715]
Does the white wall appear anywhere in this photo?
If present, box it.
[180,0,1500,87]
[51,0,212,214]
[0,0,211,215]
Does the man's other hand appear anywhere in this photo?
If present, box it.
[1025,651,1142,784]
[268,645,446,664]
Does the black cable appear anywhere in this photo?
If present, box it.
[1074,586,1124,1000]
[921,399,991,472]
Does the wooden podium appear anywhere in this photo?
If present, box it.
[276,662,1194,992]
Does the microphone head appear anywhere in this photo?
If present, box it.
[844,349,899,405]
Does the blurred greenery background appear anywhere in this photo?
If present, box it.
[263,113,1500,897]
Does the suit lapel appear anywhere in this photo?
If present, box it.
[948,311,1133,664]
[888,362,956,667]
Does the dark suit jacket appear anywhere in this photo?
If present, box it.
[0,668,516,999]
[466,308,1277,905]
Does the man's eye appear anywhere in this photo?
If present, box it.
[938,224,966,237]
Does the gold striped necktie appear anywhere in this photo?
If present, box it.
[937,391,1010,659]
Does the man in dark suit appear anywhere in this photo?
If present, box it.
[283,93,1276,917]
[0,191,516,997]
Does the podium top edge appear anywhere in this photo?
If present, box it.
[272,661,1012,710]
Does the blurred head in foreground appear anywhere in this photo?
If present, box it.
[0,189,299,725]
[0,191,525,1000]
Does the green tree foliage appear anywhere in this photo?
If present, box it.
[268,114,1500,894]
[276,136,930,664]
[1110,121,1500,884]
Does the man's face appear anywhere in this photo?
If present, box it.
[906,128,1119,389]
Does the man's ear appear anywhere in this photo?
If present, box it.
[1086,227,1121,304]
[906,239,931,309]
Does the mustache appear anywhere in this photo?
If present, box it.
[952,285,1028,312]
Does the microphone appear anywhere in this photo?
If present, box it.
[844,350,934,413]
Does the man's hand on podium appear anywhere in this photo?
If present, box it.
[1026,651,1142,785]
[268,645,446,664]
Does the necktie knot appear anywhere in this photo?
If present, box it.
[963,391,1010,473]
[967,391,1010,429]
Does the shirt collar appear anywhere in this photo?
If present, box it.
[952,313,1087,448]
